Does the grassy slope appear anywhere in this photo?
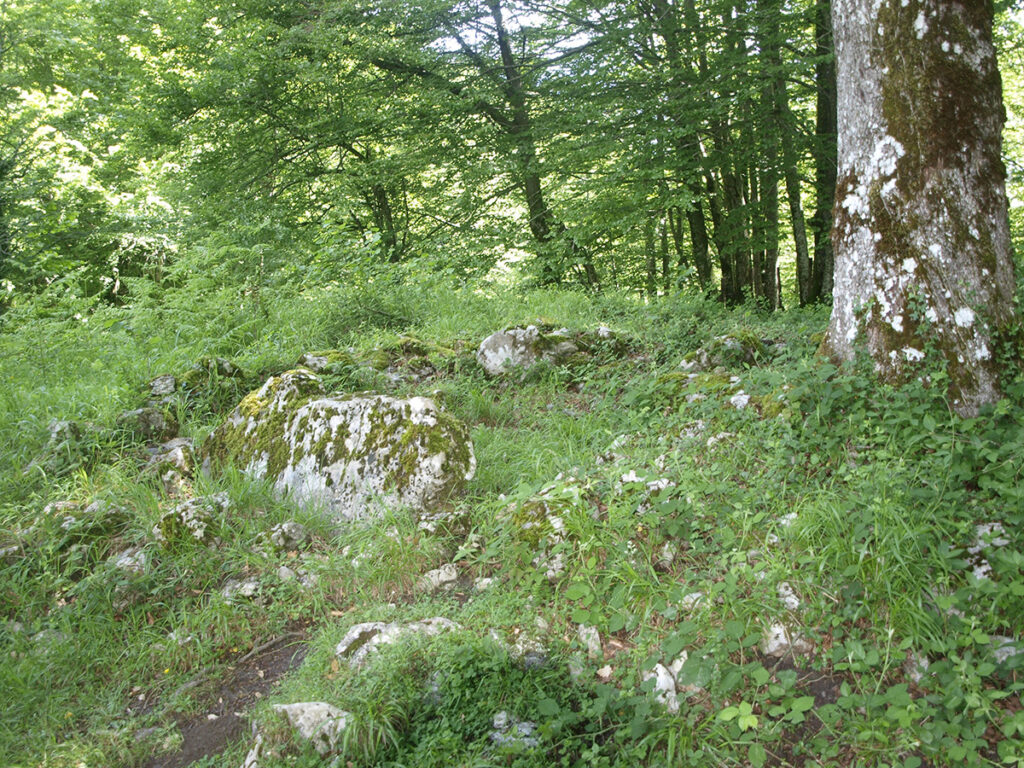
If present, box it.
[1,281,1022,767]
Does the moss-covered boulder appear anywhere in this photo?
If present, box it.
[116,406,178,442]
[681,333,769,372]
[153,492,229,546]
[296,350,357,373]
[477,326,579,377]
[202,370,476,520]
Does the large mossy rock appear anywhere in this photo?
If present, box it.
[476,326,579,377]
[202,370,476,520]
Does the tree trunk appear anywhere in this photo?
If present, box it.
[487,0,596,288]
[810,0,837,303]
[824,0,1017,417]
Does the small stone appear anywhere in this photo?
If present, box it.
[268,522,311,551]
[489,711,539,749]
[777,582,800,611]
[577,625,602,659]
[761,623,813,658]
[417,563,458,593]
[679,592,704,611]
[272,702,349,756]
[992,636,1023,664]
[904,651,930,684]
[643,663,679,713]
[240,733,263,768]
[334,618,459,668]
[117,407,177,442]
[111,547,149,576]
[656,543,676,570]
[729,391,751,409]
[221,578,260,601]
[597,665,614,682]
[150,375,177,398]
[473,577,495,591]
[278,565,297,582]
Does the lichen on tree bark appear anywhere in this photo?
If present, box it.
[824,0,1017,416]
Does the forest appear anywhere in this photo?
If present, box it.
[1,1,1023,766]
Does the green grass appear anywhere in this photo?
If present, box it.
[1,279,1022,767]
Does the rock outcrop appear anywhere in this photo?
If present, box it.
[202,370,475,520]
[476,326,579,377]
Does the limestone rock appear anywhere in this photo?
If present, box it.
[268,521,311,551]
[643,663,680,714]
[476,326,578,377]
[577,624,602,659]
[145,437,196,493]
[153,492,229,546]
[761,623,813,658]
[25,419,86,475]
[490,711,540,749]
[681,334,768,372]
[117,407,178,442]
[296,350,356,373]
[150,375,177,398]
[334,617,459,668]
[416,563,458,593]
[202,370,475,520]
[272,702,348,756]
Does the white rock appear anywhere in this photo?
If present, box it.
[240,732,262,768]
[473,577,495,591]
[729,391,751,409]
[679,592,704,611]
[417,563,458,593]
[777,582,800,611]
[596,664,614,681]
[334,617,459,668]
[992,636,1023,664]
[111,547,149,576]
[272,702,349,756]
[643,663,679,713]
[476,326,578,377]
[577,624,602,659]
[761,623,813,658]
[269,522,311,550]
[204,371,474,521]
[904,651,929,684]
[221,578,260,601]
[668,651,688,679]
[150,375,177,397]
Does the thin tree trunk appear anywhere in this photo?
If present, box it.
[810,0,837,302]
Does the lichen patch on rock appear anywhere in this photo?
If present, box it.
[202,370,475,520]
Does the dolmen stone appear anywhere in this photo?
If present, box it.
[202,370,475,520]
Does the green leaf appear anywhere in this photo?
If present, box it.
[537,698,560,717]
[791,696,815,713]
[748,743,767,767]
[565,583,591,601]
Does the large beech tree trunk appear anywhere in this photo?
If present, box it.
[824,0,1017,417]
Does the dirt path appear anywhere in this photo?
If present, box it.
[144,634,307,768]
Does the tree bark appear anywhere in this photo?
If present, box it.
[824,0,1017,416]
[810,0,837,303]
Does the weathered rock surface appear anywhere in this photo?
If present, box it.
[202,370,475,520]
[267,521,311,551]
[153,492,229,546]
[272,702,349,756]
[117,406,178,442]
[334,617,459,668]
[477,326,578,376]
[681,334,769,372]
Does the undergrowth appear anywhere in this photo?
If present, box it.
[1,277,1022,767]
